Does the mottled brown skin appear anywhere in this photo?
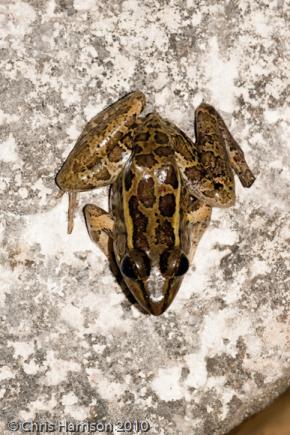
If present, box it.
[56,90,255,316]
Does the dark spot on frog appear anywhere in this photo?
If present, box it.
[135,153,157,168]
[134,132,150,142]
[159,193,176,217]
[108,144,124,162]
[155,220,175,247]
[214,181,225,190]
[159,249,170,274]
[129,196,149,250]
[155,146,174,157]
[125,169,135,191]
[132,144,142,153]
[137,177,156,208]
[94,167,111,181]
[130,121,141,130]
[185,166,203,181]
[154,131,169,144]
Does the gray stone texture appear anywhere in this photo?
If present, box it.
[0,0,289,434]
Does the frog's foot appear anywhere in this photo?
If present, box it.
[84,204,114,257]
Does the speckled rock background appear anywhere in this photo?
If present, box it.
[0,1,289,434]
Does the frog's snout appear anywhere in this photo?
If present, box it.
[148,299,168,316]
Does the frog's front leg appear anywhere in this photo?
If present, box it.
[84,204,114,257]
[56,90,145,232]
[186,198,212,263]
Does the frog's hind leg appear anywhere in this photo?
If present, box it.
[167,119,234,208]
[202,103,256,187]
[170,103,254,208]
[84,204,114,257]
[56,90,145,233]
[56,90,145,193]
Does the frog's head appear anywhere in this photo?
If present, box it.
[119,247,189,315]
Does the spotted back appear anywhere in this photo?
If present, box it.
[109,113,193,315]
[122,113,183,257]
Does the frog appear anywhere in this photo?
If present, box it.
[56,90,255,316]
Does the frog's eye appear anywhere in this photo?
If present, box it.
[160,249,189,277]
[175,253,189,276]
[121,255,138,280]
[121,250,151,280]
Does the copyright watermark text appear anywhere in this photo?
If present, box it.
[7,419,151,433]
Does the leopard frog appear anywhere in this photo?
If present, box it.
[56,91,255,316]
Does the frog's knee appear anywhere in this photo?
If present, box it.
[202,186,235,208]
[55,167,72,191]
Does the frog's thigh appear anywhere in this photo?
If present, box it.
[187,200,212,263]
[208,104,256,187]
[56,90,145,192]
[84,204,114,257]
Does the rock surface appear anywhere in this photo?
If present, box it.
[0,1,289,434]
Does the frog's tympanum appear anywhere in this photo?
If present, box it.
[56,91,255,315]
